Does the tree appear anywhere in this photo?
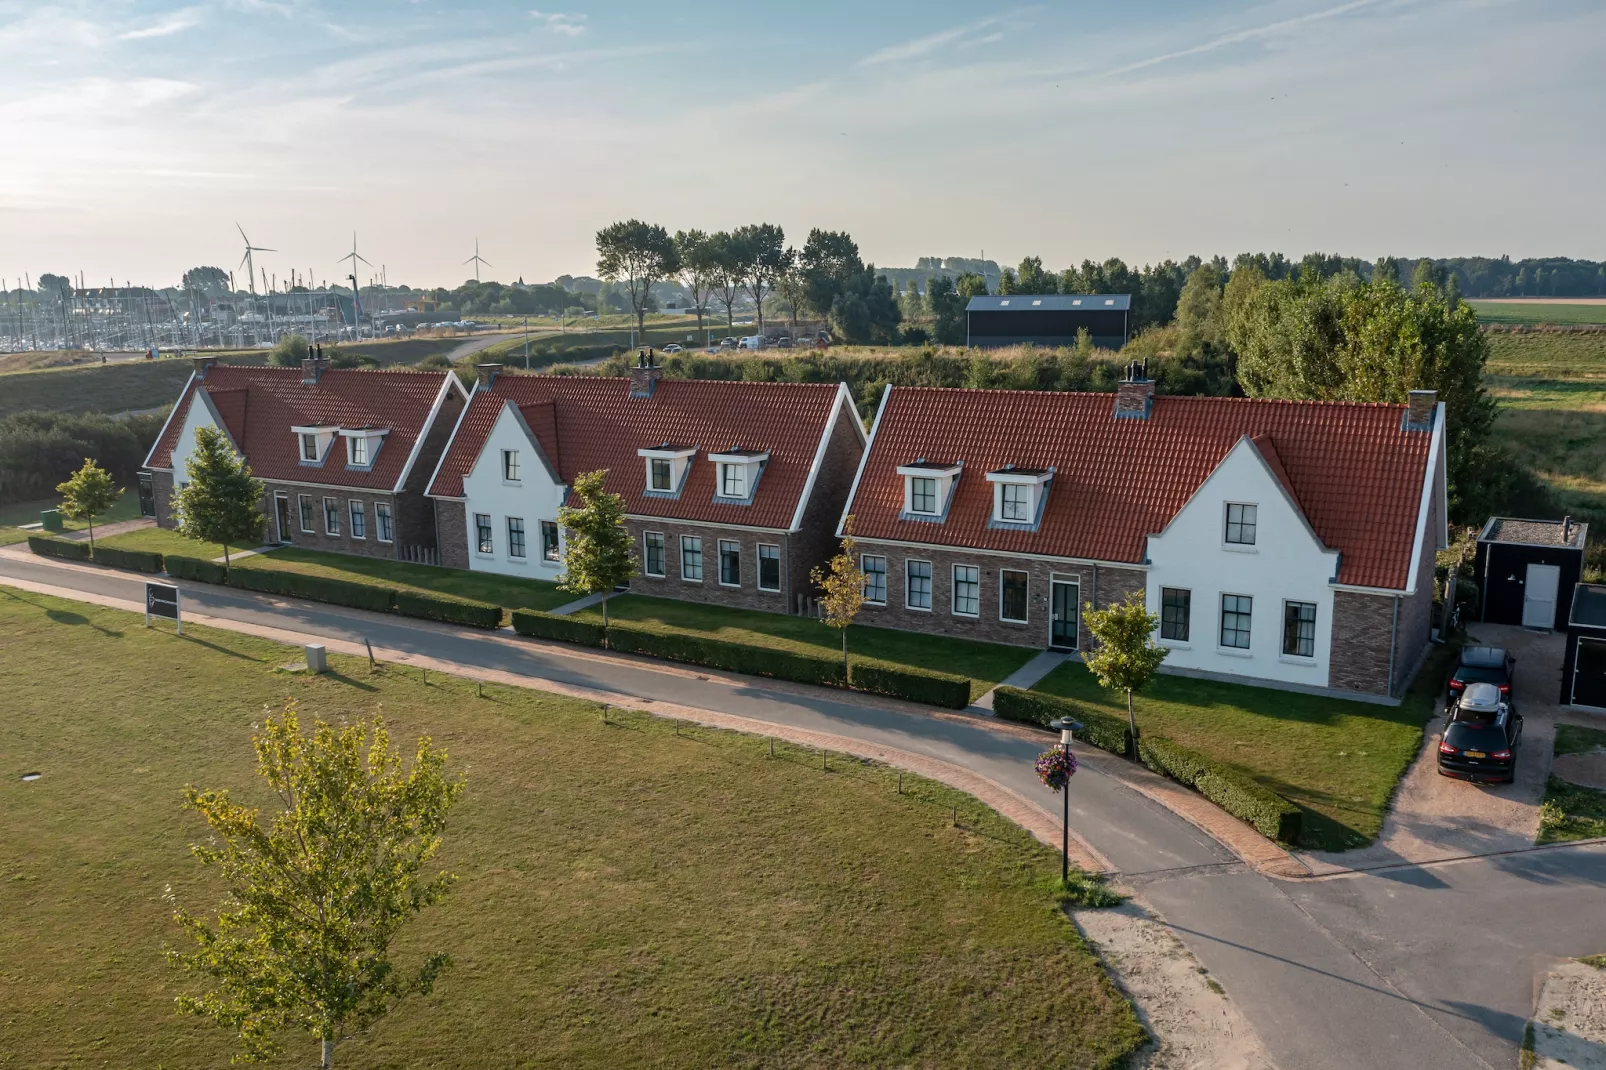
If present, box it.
[1372,256,1400,285]
[270,334,311,366]
[810,517,866,673]
[182,266,231,297]
[730,223,788,334]
[1014,256,1057,294]
[171,424,266,568]
[596,219,681,344]
[927,274,965,345]
[1081,592,1169,749]
[773,248,808,336]
[557,468,637,627]
[799,229,863,318]
[829,265,901,345]
[1173,263,1225,353]
[54,457,119,550]
[169,701,464,1069]
[707,231,744,330]
[954,272,989,302]
[673,229,719,339]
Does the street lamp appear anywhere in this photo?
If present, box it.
[1048,717,1082,883]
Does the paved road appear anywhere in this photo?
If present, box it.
[6,549,1606,1069]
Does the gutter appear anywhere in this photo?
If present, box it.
[1387,596,1400,699]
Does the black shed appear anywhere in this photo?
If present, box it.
[965,294,1130,349]
[1474,517,1588,630]
[1561,584,1606,709]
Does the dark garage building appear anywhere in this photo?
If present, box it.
[1561,583,1606,709]
[1474,516,1588,630]
[965,294,1131,349]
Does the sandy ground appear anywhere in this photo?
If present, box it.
[1075,901,1273,1070]
[1531,961,1606,1069]
[1554,750,1606,790]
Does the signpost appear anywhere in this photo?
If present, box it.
[146,581,181,635]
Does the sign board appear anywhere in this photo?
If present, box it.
[146,581,181,633]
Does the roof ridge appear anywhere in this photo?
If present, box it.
[893,386,1408,409]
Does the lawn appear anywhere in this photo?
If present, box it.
[1471,302,1606,326]
[245,546,573,615]
[0,355,263,418]
[1538,724,1606,845]
[1030,652,1451,851]
[0,488,143,546]
[1485,334,1606,517]
[98,523,233,562]
[569,594,1038,701]
[0,589,1144,1069]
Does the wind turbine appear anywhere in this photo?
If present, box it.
[337,232,373,279]
[236,223,274,295]
[463,238,491,283]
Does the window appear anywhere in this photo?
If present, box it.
[350,436,370,466]
[502,449,520,482]
[323,497,340,535]
[1225,503,1257,546]
[541,521,561,561]
[718,539,741,586]
[1160,588,1191,641]
[300,433,319,462]
[758,544,781,592]
[681,535,703,581]
[1000,570,1029,623]
[649,458,672,492]
[475,513,493,555]
[720,463,747,499]
[298,494,314,533]
[1220,594,1253,649]
[507,518,526,558]
[952,565,980,616]
[906,559,932,610]
[862,555,887,604]
[1000,483,1032,522]
[375,502,394,543]
[910,477,937,514]
[348,500,366,539]
[1283,601,1317,658]
[643,531,666,577]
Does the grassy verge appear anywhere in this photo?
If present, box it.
[0,589,1144,1069]
[98,524,232,562]
[0,488,143,546]
[1030,650,1451,851]
[0,355,267,417]
[569,594,1037,701]
[244,547,571,615]
[1484,333,1606,517]
[1472,302,1606,326]
[1538,723,1606,844]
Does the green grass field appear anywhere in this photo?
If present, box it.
[0,356,272,418]
[1484,333,1606,517]
[1471,302,1606,326]
[244,546,572,615]
[0,488,143,546]
[1538,724,1606,844]
[1031,652,1449,851]
[97,524,233,561]
[0,589,1144,1069]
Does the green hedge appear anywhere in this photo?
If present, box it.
[28,535,91,562]
[606,621,848,688]
[510,609,608,647]
[1138,736,1303,844]
[991,687,1133,756]
[164,554,228,585]
[395,589,502,630]
[226,566,397,614]
[850,657,971,709]
[91,545,164,573]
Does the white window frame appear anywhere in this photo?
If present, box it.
[506,517,527,559]
[757,543,782,593]
[1219,593,1253,651]
[720,463,747,499]
[374,501,394,543]
[905,559,933,612]
[709,450,768,501]
[502,448,521,483]
[298,493,314,534]
[952,564,980,617]
[999,482,1033,522]
[896,462,962,518]
[540,520,561,562]
[349,436,370,467]
[862,554,887,605]
[649,458,672,491]
[474,513,494,555]
[1224,502,1258,547]
[300,433,319,462]
[717,539,742,587]
[643,531,666,577]
[680,535,703,582]
[323,496,340,536]
[348,500,366,539]
[998,569,1029,624]
[909,477,938,515]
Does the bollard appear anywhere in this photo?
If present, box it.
[952,805,958,827]
[897,772,903,795]
[477,681,483,698]
[304,644,327,675]
[421,666,427,685]
[364,638,375,670]
[822,749,827,772]
[768,737,774,758]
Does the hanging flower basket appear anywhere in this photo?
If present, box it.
[1035,747,1077,792]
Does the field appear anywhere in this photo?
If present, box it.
[0,589,1144,1069]
[1471,301,1606,326]
[0,488,142,546]
[1485,333,1606,518]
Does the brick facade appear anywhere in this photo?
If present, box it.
[789,410,867,599]
[261,482,405,560]
[1329,590,1397,697]
[625,520,796,612]
[395,387,465,551]
[151,470,176,530]
[436,499,469,570]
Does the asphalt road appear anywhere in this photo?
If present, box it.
[6,549,1605,1069]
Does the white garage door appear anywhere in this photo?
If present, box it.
[1523,563,1561,629]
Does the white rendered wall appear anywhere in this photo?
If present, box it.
[459,403,568,580]
[1143,438,1342,689]
[169,393,222,484]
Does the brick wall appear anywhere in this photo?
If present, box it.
[150,470,176,530]
[436,499,469,570]
[625,519,795,613]
[1392,494,1440,693]
[263,482,401,561]
[788,406,867,600]
[1329,590,1396,696]
[394,385,466,552]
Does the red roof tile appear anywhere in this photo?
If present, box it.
[146,365,459,491]
[849,388,1435,590]
[428,375,849,530]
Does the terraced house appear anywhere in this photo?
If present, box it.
[425,358,865,611]
[839,365,1448,701]
[141,357,468,561]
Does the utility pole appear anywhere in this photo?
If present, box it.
[523,317,530,370]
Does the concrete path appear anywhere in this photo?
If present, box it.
[444,332,520,362]
[61,518,152,542]
[969,649,1069,711]
[210,543,277,564]
[549,591,606,616]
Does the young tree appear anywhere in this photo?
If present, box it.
[810,517,866,674]
[730,222,788,334]
[270,334,311,367]
[557,468,638,627]
[596,219,681,345]
[169,701,465,1069]
[927,274,965,345]
[55,457,119,550]
[707,231,744,330]
[773,248,808,336]
[171,424,266,568]
[1014,255,1057,294]
[1082,592,1169,750]
[673,229,719,339]
[954,272,989,302]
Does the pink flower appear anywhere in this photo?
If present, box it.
[1035,747,1077,792]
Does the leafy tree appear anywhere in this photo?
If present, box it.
[730,223,789,334]
[1173,263,1225,353]
[36,273,71,298]
[171,424,266,568]
[54,457,119,549]
[707,231,744,330]
[270,334,311,366]
[182,266,231,297]
[927,274,965,345]
[596,219,681,344]
[673,229,719,338]
[773,248,809,336]
[557,468,638,627]
[1014,256,1057,294]
[829,265,902,345]
[1082,592,1169,748]
[169,701,464,1069]
[799,229,863,317]
[954,272,989,301]
[996,267,1019,295]
[1411,258,1444,292]
[810,517,866,673]
[1372,256,1400,285]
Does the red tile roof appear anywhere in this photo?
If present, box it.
[848,388,1436,590]
[427,375,849,530]
[145,365,459,491]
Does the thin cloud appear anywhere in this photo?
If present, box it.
[531,10,587,37]
[859,15,1003,66]
[1102,0,1391,77]
[120,7,204,40]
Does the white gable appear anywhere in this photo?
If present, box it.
[459,401,568,579]
[169,390,235,484]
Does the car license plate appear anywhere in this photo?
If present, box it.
[1465,751,1487,759]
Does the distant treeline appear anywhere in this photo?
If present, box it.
[0,410,167,505]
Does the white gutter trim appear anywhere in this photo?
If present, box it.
[787,382,856,533]
[259,477,404,495]
[851,533,1144,570]
[1403,402,1445,597]
[422,377,480,499]
[624,514,792,535]
[392,371,462,494]
[141,371,197,469]
[836,383,890,539]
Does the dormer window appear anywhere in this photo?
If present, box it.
[910,478,937,514]
[721,464,747,498]
[339,427,388,470]
[896,460,962,522]
[291,425,339,466]
[637,444,697,498]
[650,458,672,491]
[300,434,319,461]
[350,436,370,466]
[709,448,770,504]
[986,466,1054,528]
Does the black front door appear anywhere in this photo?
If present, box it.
[274,495,293,543]
[137,472,155,517]
[1575,638,1606,708]
[1050,580,1079,650]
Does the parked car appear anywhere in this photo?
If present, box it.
[774,336,793,348]
[662,343,682,354]
[1437,682,1523,783]
[1447,646,1516,709]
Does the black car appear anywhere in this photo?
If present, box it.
[1446,646,1515,708]
[1437,683,1522,783]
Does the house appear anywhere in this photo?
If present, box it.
[837,364,1449,701]
[965,294,1131,349]
[1473,516,1588,630]
[141,357,468,561]
[425,358,865,611]
[1561,583,1606,710]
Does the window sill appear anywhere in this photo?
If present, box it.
[377,539,394,545]
[505,557,528,565]
[999,617,1029,626]
[905,605,932,613]
[718,582,742,589]
[643,572,666,580]
[864,600,887,609]
[1215,647,1253,658]
[502,480,522,487]
[952,610,980,619]
[758,586,782,594]
[1160,640,1191,650]
[681,578,703,585]
[1278,654,1318,666]
[1220,543,1258,554]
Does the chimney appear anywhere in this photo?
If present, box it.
[629,347,662,399]
[301,357,328,385]
[1564,515,1574,544]
[1113,360,1154,420]
[192,356,217,379]
[476,363,503,388]
[1404,389,1437,431]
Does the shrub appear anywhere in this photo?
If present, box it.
[91,545,163,573]
[27,534,91,562]
[395,589,501,629]
[1138,736,1303,844]
[606,621,847,687]
[850,657,970,709]
[510,609,607,647]
[164,554,228,585]
[991,687,1132,755]
[226,566,397,614]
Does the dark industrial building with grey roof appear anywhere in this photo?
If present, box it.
[964,294,1131,349]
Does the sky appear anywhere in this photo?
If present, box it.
[2,0,1603,290]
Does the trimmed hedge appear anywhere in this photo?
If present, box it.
[28,535,91,562]
[510,609,607,647]
[164,554,228,585]
[91,545,164,573]
[395,589,501,630]
[991,687,1133,756]
[226,566,397,614]
[1138,736,1303,844]
[606,621,848,688]
[850,657,971,709]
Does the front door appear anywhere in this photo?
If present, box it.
[274,494,292,543]
[1574,638,1606,709]
[137,472,155,517]
[1523,563,1561,629]
[1050,579,1079,650]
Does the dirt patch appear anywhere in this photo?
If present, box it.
[1074,901,1272,1070]
[1530,960,1606,1069]
[1554,751,1606,790]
